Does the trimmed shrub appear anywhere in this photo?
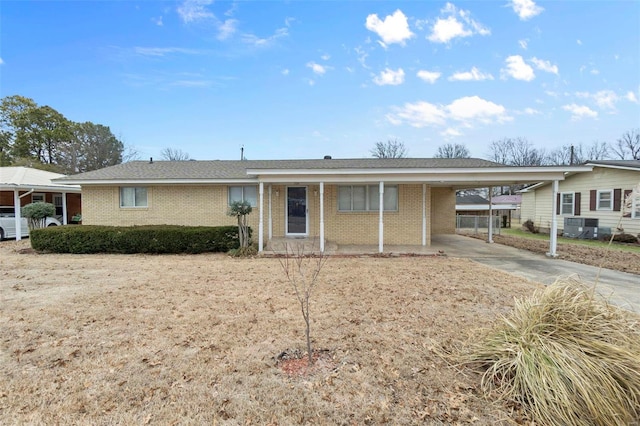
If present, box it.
[466,278,640,425]
[22,202,55,230]
[30,225,250,254]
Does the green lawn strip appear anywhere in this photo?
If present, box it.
[500,228,640,253]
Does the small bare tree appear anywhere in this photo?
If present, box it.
[277,243,327,366]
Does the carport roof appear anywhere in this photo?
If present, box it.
[54,158,591,187]
[0,166,81,192]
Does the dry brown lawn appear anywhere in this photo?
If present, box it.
[0,239,543,424]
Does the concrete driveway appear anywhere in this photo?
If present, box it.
[431,234,640,312]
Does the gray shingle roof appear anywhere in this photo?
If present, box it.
[584,160,640,169]
[55,158,504,182]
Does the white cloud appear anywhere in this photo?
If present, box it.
[577,39,582,45]
[563,104,598,120]
[177,0,214,23]
[531,57,558,75]
[152,16,163,26]
[386,96,511,129]
[307,61,329,75]
[321,54,331,61]
[501,55,535,81]
[354,46,370,69]
[0,57,4,65]
[447,96,510,125]
[519,39,528,50]
[241,27,289,47]
[373,68,405,86]
[592,90,619,109]
[522,107,541,115]
[625,91,638,103]
[217,19,238,40]
[133,47,203,57]
[386,101,447,127]
[591,69,600,75]
[576,90,627,110]
[441,128,462,137]
[281,68,290,76]
[531,57,558,74]
[365,9,414,47]
[509,0,544,20]
[417,70,441,84]
[427,3,490,44]
[448,66,493,81]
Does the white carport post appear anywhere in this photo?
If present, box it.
[487,186,494,243]
[62,192,68,225]
[258,182,264,253]
[421,183,427,246]
[268,185,272,241]
[319,182,325,253]
[13,190,22,241]
[548,180,559,257]
[378,181,384,253]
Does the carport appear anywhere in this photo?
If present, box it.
[0,167,81,240]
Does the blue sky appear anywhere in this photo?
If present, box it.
[1,0,638,161]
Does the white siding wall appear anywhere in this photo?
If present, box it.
[520,167,640,235]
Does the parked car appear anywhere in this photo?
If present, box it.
[0,206,61,240]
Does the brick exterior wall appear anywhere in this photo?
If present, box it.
[431,187,456,234]
[81,183,456,245]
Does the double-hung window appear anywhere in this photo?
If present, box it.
[632,195,640,219]
[120,187,148,208]
[228,186,257,207]
[596,189,613,210]
[560,192,574,215]
[338,185,398,211]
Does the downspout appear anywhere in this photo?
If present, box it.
[378,181,384,253]
[487,186,493,243]
[258,182,264,252]
[547,180,559,257]
[319,182,325,253]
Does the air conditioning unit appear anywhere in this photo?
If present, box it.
[563,217,600,239]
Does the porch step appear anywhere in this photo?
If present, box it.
[265,237,338,255]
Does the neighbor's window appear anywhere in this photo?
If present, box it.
[120,187,148,208]
[32,193,45,203]
[596,189,613,210]
[338,185,398,211]
[561,192,574,215]
[633,196,640,219]
[228,186,257,207]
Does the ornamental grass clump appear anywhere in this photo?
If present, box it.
[467,277,640,426]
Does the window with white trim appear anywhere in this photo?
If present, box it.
[228,186,257,207]
[596,189,613,210]
[120,187,148,208]
[32,193,45,203]
[633,196,640,219]
[338,185,398,211]
[560,192,574,215]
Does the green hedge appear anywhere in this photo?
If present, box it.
[29,225,250,254]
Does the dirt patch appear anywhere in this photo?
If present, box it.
[466,233,640,275]
[0,239,542,424]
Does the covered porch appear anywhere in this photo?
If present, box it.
[248,163,592,257]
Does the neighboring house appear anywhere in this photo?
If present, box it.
[0,167,82,240]
[456,194,521,228]
[520,160,640,237]
[55,158,587,253]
